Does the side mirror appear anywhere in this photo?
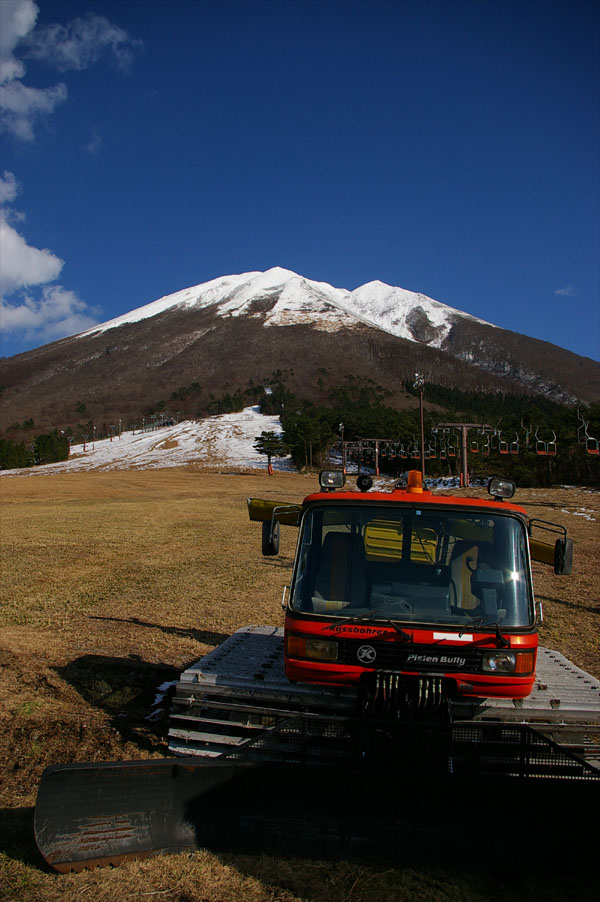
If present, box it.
[262,518,280,556]
[528,518,573,575]
[554,537,573,575]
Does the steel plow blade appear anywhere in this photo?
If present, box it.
[34,758,246,872]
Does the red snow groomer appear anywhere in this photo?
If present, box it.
[266,470,571,706]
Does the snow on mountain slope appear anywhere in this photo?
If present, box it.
[80,267,495,347]
[0,407,293,476]
[344,281,493,349]
[78,271,260,335]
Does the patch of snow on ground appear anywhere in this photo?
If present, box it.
[561,508,596,521]
[0,407,295,476]
[146,680,178,721]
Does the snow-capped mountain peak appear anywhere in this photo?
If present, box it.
[80,267,494,349]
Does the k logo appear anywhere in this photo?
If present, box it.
[357,644,376,664]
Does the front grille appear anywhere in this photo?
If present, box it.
[336,638,483,672]
[367,671,449,712]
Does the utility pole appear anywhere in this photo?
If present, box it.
[413,373,426,477]
[437,422,493,487]
[339,422,346,473]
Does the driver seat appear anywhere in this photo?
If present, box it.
[312,532,366,611]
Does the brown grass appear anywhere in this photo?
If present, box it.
[0,470,599,901]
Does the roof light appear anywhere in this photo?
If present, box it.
[488,476,516,500]
[319,470,346,490]
[406,470,423,493]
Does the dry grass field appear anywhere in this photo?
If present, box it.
[0,468,598,902]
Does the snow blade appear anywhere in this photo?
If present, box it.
[36,756,600,873]
[35,758,242,872]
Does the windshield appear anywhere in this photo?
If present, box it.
[290,504,533,628]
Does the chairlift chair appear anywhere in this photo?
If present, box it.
[586,437,600,455]
[535,428,556,456]
[578,410,599,454]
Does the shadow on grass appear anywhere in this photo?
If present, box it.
[537,594,600,615]
[524,497,597,513]
[0,806,45,870]
[182,766,600,879]
[55,655,180,754]
[263,554,295,570]
[88,616,231,647]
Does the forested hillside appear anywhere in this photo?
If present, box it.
[258,372,600,486]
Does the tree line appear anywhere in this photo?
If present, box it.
[0,430,70,469]
[252,373,600,487]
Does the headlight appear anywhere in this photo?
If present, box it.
[482,651,534,674]
[487,476,516,499]
[319,470,346,489]
[287,635,338,661]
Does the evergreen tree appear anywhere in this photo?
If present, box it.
[253,431,290,474]
[0,439,30,469]
[34,430,69,465]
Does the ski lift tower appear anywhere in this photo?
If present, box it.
[436,422,493,487]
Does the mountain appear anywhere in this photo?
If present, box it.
[78,266,492,347]
[1,267,599,439]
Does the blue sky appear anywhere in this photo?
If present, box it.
[1,0,598,362]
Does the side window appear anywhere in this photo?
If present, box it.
[290,511,317,610]
[364,519,403,561]
[363,518,439,564]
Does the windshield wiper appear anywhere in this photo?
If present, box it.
[461,618,510,648]
[324,609,412,641]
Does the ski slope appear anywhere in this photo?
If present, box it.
[1,407,293,476]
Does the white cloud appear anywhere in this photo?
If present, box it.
[0,2,138,350]
[0,210,63,295]
[0,2,140,141]
[554,285,578,297]
[25,13,140,74]
[0,77,67,141]
[0,172,101,349]
[1,285,101,344]
[0,0,38,69]
[0,170,19,204]
[83,125,104,156]
[0,1,67,141]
